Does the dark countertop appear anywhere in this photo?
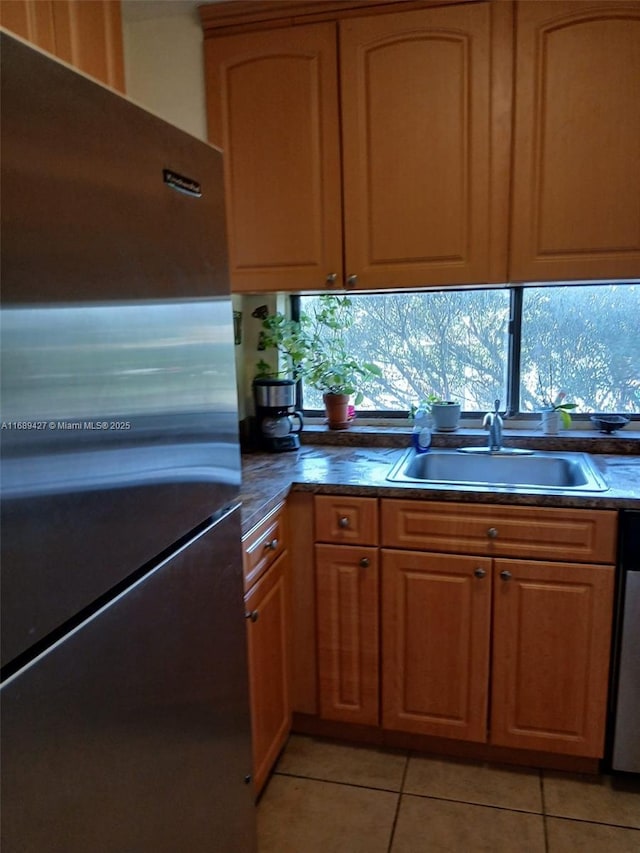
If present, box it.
[240,439,640,535]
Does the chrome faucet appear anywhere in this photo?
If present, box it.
[483,399,503,452]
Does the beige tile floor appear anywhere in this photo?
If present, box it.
[258,735,640,853]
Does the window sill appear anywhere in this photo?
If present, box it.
[300,422,640,455]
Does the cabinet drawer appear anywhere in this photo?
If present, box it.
[315,495,378,545]
[242,502,287,591]
[381,500,617,565]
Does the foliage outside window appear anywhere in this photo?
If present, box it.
[296,283,640,418]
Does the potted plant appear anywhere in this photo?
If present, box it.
[537,370,576,434]
[540,391,576,434]
[256,295,381,430]
[411,393,461,432]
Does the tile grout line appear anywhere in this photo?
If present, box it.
[387,751,411,853]
[540,770,549,853]
[273,769,406,796]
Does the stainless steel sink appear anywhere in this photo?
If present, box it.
[386,448,608,492]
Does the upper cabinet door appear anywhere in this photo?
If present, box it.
[510,1,640,281]
[1,0,124,91]
[51,0,124,92]
[204,23,343,293]
[0,1,56,53]
[340,2,509,289]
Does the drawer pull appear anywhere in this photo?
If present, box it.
[264,538,279,551]
[474,567,486,578]
[500,570,512,582]
[359,557,370,568]
[338,516,350,529]
[487,527,499,539]
[245,610,259,622]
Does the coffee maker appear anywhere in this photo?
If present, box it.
[253,378,304,451]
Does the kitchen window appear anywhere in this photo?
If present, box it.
[294,282,640,419]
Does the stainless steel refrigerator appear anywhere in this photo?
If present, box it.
[0,32,256,852]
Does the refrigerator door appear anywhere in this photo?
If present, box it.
[0,33,241,666]
[1,508,256,853]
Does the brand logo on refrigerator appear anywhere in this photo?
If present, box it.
[163,170,202,197]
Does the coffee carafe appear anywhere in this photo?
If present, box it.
[253,378,304,452]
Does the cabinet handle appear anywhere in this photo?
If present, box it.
[500,570,512,582]
[474,567,486,578]
[245,610,259,622]
[346,274,358,289]
[359,557,370,568]
[263,538,279,551]
[487,527,499,539]
[325,272,337,287]
[338,516,350,529]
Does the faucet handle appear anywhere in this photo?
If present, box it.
[494,399,501,414]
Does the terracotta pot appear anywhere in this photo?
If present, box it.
[323,393,350,430]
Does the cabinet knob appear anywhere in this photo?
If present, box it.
[338,516,350,529]
[245,610,259,622]
[359,557,370,568]
[346,274,358,289]
[474,567,486,578]
[264,538,279,551]
[325,272,337,287]
[500,570,512,582]
[487,527,499,539]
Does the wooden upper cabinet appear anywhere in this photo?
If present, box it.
[1,0,124,92]
[52,1,124,92]
[0,1,55,53]
[510,1,640,281]
[204,23,343,292]
[340,1,510,288]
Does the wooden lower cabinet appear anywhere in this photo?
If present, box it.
[306,497,618,765]
[381,549,492,743]
[380,551,615,757]
[491,559,614,758]
[315,543,379,726]
[244,551,291,794]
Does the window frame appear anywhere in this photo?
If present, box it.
[291,282,640,421]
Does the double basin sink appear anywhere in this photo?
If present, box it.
[386,447,608,492]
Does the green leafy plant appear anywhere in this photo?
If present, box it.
[301,296,381,403]
[255,313,310,380]
[255,295,381,405]
[408,393,445,419]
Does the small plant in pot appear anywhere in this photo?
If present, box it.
[537,369,576,434]
[301,296,381,429]
[411,393,461,432]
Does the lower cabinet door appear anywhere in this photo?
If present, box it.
[315,543,379,725]
[382,549,492,742]
[245,552,291,794]
[491,559,614,757]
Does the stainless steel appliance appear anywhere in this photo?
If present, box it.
[253,378,303,451]
[610,510,640,773]
[0,32,256,851]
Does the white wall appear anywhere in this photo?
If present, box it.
[122,5,278,421]
[122,10,207,140]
